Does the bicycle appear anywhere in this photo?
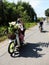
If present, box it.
[8,29,24,57]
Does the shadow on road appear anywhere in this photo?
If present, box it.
[11,42,49,58]
[41,30,49,33]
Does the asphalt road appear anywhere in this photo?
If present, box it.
[0,21,49,65]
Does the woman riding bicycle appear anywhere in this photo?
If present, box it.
[16,18,26,36]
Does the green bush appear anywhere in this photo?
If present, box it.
[0,35,7,42]
[24,22,37,29]
[0,26,7,37]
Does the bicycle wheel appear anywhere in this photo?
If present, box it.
[8,41,15,54]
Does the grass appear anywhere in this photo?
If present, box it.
[0,26,7,36]
[24,22,37,29]
[0,35,7,42]
[0,26,8,42]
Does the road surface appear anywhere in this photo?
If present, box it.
[0,21,49,65]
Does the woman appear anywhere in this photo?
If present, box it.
[16,18,26,36]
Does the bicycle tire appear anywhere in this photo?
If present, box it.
[8,41,15,54]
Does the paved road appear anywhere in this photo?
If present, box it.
[0,21,49,65]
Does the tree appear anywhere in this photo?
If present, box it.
[45,8,49,22]
[0,0,37,26]
[0,0,4,25]
[17,1,37,22]
[22,2,37,21]
[45,8,49,16]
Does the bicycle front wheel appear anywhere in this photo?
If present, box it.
[8,41,15,54]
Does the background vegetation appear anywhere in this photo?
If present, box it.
[0,0,37,26]
[45,8,49,16]
[0,0,37,42]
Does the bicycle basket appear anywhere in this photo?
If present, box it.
[8,33,16,39]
